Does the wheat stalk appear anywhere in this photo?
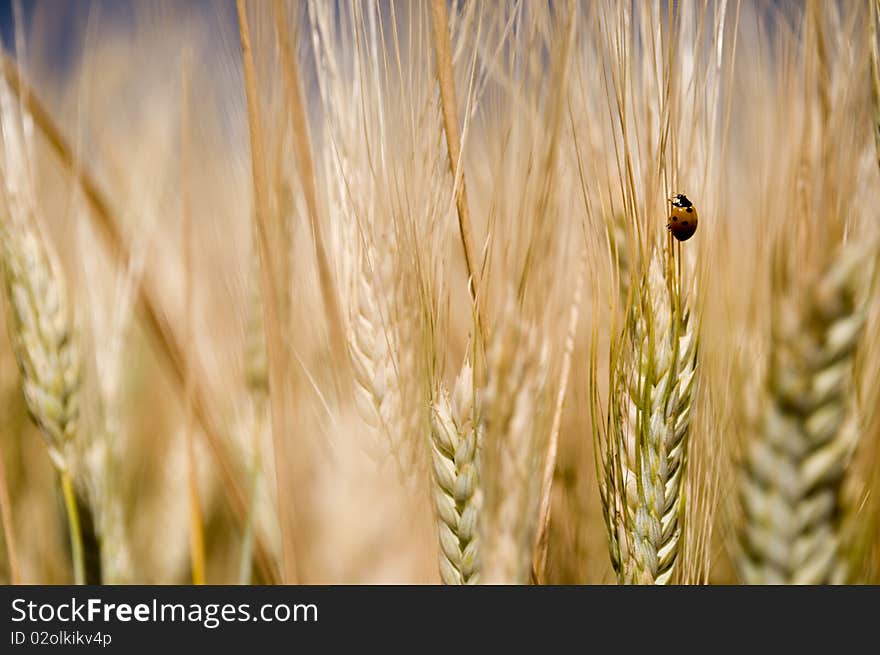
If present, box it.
[598,246,698,585]
[180,51,206,586]
[868,0,880,203]
[236,0,301,584]
[532,248,587,582]
[737,242,872,584]
[0,440,19,583]
[239,234,268,584]
[273,0,349,384]
[429,0,486,342]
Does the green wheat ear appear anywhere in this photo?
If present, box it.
[599,244,698,585]
[737,242,873,584]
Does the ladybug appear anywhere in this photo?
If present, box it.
[667,193,698,241]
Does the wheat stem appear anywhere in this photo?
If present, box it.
[273,0,349,387]
[429,0,486,344]
[0,441,20,584]
[532,248,587,582]
[180,50,206,587]
[240,209,270,584]
[60,471,85,585]
[238,406,265,585]
[240,245,268,585]
[236,0,300,585]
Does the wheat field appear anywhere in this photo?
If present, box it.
[0,0,878,585]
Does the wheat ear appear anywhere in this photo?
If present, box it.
[430,361,481,584]
[0,50,279,585]
[600,246,698,585]
[480,313,550,584]
[1,217,84,582]
[737,243,871,584]
[349,237,424,483]
[0,67,87,582]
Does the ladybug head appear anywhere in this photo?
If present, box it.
[671,193,692,208]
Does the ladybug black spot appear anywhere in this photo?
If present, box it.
[686,207,693,213]
[682,221,689,226]
[670,222,697,241]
